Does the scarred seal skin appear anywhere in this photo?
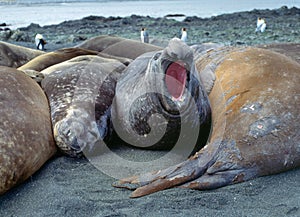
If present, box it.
[0,66,56,195]
[114,46,300,198]
[41,55,127,157]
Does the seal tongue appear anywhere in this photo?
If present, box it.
[165,61,187,100]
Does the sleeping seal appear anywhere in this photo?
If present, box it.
[76,35,162,59]
[0,41,44,68]
[114,46,300,198]
[41,55,126,157]
[18,47,100,72]
[0,66,56,195]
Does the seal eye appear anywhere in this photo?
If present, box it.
[153,53,161,61]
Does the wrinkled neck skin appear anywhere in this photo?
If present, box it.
[113,39,211,152]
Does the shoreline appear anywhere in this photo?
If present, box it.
[0,6,299,51]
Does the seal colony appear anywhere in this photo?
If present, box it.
[0,35,299,197]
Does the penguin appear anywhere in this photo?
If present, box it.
[140,28,149,43]
[180,27,187,42]
[35,33,46,50]
[255,17,267,33]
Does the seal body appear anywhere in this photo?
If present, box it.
[0,41,44,68]
[41,55,126,157]
[114,46,300,198]
[112,38,211,154]
[18,47,100,72]
[0,66,56,195]
[76,35,161,59]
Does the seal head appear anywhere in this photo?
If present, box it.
[112,38,211,154]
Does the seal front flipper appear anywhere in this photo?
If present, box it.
[114,140,257,198]
[113,140,219,197]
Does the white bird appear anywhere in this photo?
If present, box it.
[180,27,187,42]
[140,28,149,43]
[35,33,46,50]
[255,17,267,33]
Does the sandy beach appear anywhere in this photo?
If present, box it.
[0,154,299,217]
[0,6,300,217]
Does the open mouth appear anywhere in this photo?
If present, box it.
[165,61,187,100]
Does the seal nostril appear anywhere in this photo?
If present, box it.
[70,137,81,151]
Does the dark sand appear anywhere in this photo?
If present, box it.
[1,7,300,217]
[0,155,300,217]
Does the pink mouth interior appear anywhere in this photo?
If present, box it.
[165,62,187,100]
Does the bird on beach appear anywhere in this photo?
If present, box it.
[180,27,187,42]
[35,33,47,50]
[140,28,149,43]
[255,17,267,33]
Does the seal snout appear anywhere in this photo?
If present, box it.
[162,38,194,101]
[53,109,101,157]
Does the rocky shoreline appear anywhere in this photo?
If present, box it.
[0,6,299,51]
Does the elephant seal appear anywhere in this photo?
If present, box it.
[41,55,127,157]
[114,46,300,198]
[257,43,300,64]
[76,35,162,59]
[18,47,100,72]
[112,38,211,153]
[41,38,211,158]
[0,41,44,68]
[0,66,56,195]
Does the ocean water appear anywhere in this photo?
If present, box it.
[0,0,299,29]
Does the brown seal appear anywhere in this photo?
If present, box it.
[0,41,44,68]
[0,66,56,195]
[18,47,100,72]
[76,35,162,59]
[114,46,300,198]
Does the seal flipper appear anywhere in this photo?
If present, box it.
[113,140,257,198]
[113,140,219,197]
[180,169,249,190]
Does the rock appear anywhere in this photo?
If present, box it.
[0,29,12,40]
[10,30,31,42]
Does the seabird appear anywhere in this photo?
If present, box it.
[140,28,149,43]
[255,17,267,33]
[35,33,46,50]
[180,27,187,42]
